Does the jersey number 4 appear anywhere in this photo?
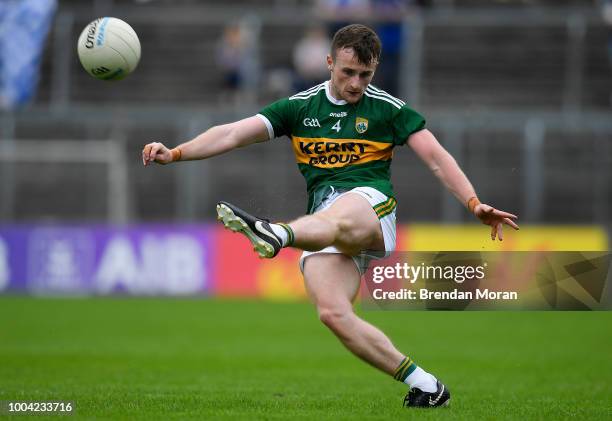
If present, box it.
[331,120,341,133]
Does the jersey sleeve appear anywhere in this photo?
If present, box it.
[257,97,294,140]
[391,105,426,146]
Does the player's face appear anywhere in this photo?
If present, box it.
[327,48,377,104]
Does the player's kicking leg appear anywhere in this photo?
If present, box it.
[217,193,384,258]
[216,197,450,407]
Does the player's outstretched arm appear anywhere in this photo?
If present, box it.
[142,116,270,166]
[407,129,519,241]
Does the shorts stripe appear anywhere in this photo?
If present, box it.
[377,205,396,219]
[373,197,394,212]
[374,198,396,214]
[374,197,397,219]
[376,204,396,219]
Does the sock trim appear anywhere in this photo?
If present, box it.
[277,223,294,246]
[394,357,417,382]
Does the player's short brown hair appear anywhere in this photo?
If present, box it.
[330,24,381,66]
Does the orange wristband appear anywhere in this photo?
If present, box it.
[170,147,182,162]
[467,196,481,213]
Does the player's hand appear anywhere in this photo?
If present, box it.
[473,203,519,241]
[142,142,172,166]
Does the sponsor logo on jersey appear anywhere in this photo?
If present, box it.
[329,111,348,118]
[303,118,321,127]
[299,140,365,166]
[355,117,368,134]
[292,136,393,169]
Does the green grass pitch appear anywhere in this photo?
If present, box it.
[1,297,611,420]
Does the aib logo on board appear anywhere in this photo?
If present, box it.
[355,117,368,134]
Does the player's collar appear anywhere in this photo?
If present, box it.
[325,81,347,105]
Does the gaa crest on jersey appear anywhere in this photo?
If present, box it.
[355,117,368,134]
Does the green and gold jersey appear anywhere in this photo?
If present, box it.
[257,81,425,212]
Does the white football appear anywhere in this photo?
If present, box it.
[77,17,141,81]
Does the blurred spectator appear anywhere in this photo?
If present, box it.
[0,0,57,109]
[314,0,419,96]
[216,23,246,93]
[292,26,331,91]
[371,0,408,95]
[215,19,261,106]
[314,0,371,35]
